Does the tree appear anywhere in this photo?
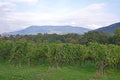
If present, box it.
[110,28,120,45]
[80,31,110,45]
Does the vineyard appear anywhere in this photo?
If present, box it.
[0,30,120,80]
[0,39,120,80]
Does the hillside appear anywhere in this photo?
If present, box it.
[96,22,120,34]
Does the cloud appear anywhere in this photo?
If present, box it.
[58,3,120,29]
[8,0,38,4]
[87,24,102,29]
[84,3,106,11]
[0,2,120,33]
[0,2,16,14]
[0,1,17,33]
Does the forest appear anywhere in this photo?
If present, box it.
[0,29,120,80]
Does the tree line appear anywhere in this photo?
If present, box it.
[0,28,120,45]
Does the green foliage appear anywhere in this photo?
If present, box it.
[0,37,120,77]
[9,41,27,67]
[0,40,119,70]
[80,31,110,44]
[110,28,120,45]
[0,31,120,79]
[0,40,13,60]
[1,32,110,44]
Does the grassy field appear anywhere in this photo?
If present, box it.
[0,63,120,80]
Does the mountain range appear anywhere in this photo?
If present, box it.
[8,25,90,35]
[3,22,120,35]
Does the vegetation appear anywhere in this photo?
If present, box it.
[1,29,120,45]
[0,29,120,80]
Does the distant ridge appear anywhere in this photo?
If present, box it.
[7,25,90,35]
[96,22,120,34]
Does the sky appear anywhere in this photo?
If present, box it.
[0,0,120,33]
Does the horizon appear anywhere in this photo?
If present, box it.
[2,25,91,34]
[0,0,120,33]
[1,22,120,34]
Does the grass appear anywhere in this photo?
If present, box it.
[0,63,120,80]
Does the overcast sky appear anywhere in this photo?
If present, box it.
[0,0,120,33]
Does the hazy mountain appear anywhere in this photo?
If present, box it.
[96,22,120,34]
[7,25,90,35]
